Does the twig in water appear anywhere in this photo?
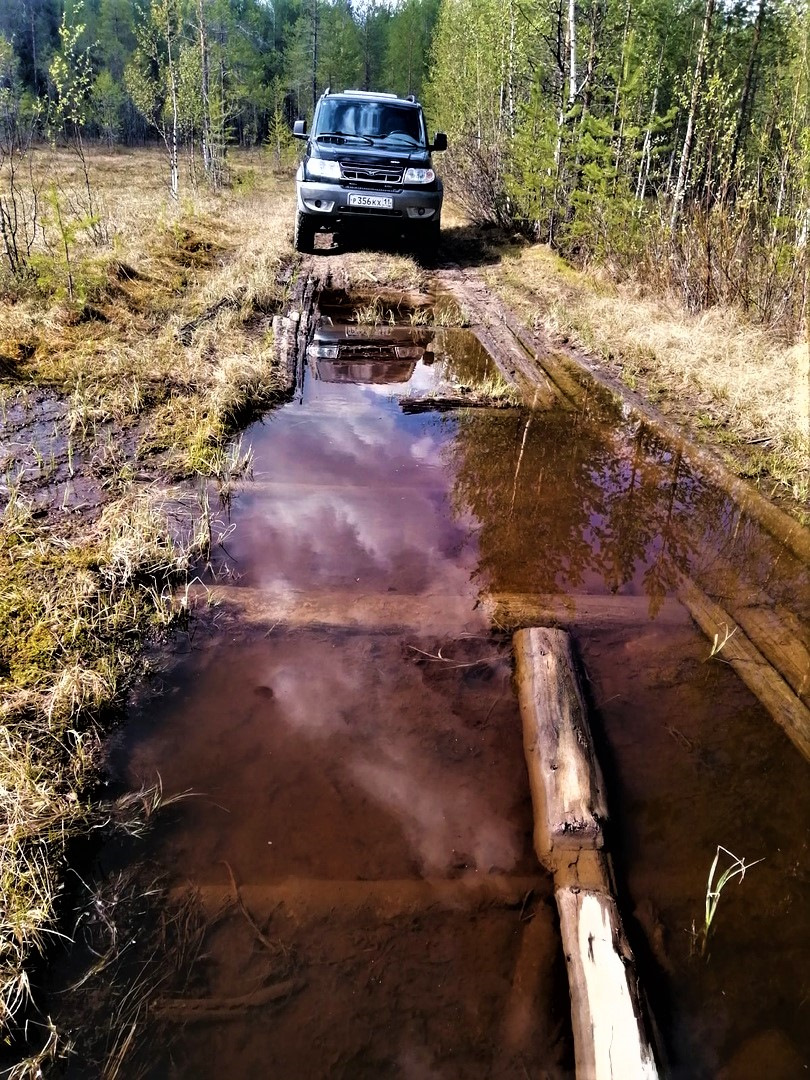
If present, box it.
[407,645,500,668]
[220,860,277,953]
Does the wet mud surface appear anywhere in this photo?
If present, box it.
[50,294,810,1077]
[0,387,104,518]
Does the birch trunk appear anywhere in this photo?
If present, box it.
[670,0,715,229]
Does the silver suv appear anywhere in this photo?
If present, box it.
[292,90,447,256]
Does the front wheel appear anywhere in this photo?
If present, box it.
[294,211,315,254]
[413,219,440,264]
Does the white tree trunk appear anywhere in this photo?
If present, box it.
[670,0,715,229]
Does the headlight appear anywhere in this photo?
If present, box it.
[403,167,435,184]
[307,344,339,358]
[307,157,341,181]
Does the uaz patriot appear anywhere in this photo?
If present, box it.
[292,90,447,256]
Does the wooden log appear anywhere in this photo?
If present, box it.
[513,628,660,1079]
[434,271,562,408]
[493,592,687,631]
[676,573,810,762]
[557,888,659,1080]
[400,396,517,413]
[195,586,685,636]
[731,602,810,705]
[195,585,489,635]
[170,875,545,922]
[513,628,608,861]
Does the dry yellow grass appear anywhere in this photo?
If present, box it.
[0,145,300,1069]
[0,146,296,468]
[480,241,810,507]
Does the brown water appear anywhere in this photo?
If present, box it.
[66,318,810,1077]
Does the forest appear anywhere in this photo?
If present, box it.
[0,0,808,330]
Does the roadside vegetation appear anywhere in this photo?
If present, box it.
[459,218,810,514]
[0,146,295,1070]
[424,0,809,516]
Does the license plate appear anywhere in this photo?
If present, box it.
[348,194,394,209]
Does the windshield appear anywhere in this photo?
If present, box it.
[314,98,425,147]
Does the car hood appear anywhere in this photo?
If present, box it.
[310,144,431,168]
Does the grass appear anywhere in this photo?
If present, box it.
[467,372,521,403]
[0,144,299,1067]
[693,845,764,958]
[353,297,397,325]
[0,146,294,476]
[0,486,207,1040]
[467,222,810,513]
[352,295,469,329]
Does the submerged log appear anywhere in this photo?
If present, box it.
[493,592,686,631]
[196,586,687,636]
[726,601,810,706]
[400,395,516,413]
[514,628,608,860]
[557,889,659,1080]
[172,875,546,921]
[195,585,490,635]
[676,573,810,762]
[154,979,305,1022]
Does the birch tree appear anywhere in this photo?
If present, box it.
[670,0,715,228]
[126,0,184,199]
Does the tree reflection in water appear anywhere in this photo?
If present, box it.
[444,399,809,623]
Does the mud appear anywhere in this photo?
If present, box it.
[0,387,107,518]
[45,286,810,1079]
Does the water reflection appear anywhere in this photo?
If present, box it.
[123,633,530,882]
[61,319,809,1077]
[446,404,809,620]
[227,397,477,598]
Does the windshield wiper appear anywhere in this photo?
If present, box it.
[316,131,374,144]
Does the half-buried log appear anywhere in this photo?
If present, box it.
[493,592,686,632]
[193,586,687,637]
[557,889,659,1080]
[154,979,305,1022]
[514,626,660,1080]
[514,627,608,860]
[171,875,545,922]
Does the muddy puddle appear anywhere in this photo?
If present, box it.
[50,300,809,1078]
[0,384,132,520]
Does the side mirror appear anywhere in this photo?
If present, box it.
[293,119,307,139]
[432,132,447,152]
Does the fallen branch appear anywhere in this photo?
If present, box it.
[153,979,305,1022]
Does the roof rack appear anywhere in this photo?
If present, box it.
[341,89,400,99]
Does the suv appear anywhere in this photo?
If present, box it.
[292,90,447,256]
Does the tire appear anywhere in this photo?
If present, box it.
[413,219,440,264]
[294,211,315,254]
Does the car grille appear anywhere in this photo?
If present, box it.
[340,164,403,185]
[338,344,396,358]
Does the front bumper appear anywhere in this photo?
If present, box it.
[297,180,442,222]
